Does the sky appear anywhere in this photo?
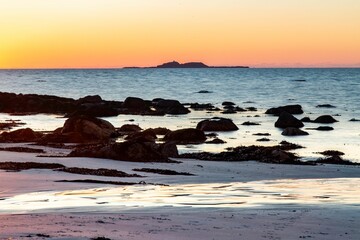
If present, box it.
[0,0,360,68]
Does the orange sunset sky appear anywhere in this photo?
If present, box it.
[1,0,360,68]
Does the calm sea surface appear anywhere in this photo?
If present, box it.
[0,68,359,161]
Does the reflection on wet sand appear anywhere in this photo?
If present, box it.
[1,178,359,214]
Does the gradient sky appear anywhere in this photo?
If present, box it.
[1,0,360,68]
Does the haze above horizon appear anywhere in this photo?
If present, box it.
[1,0,359,69]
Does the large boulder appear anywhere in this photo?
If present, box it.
[123,97,149,111]
[41,115,115,143]
[265,104,303,115]
[69,141,177,162]
[275,112,304,128]
[281,127,309,136]
[118,124,142,133]
[196,117,238,131]
[163,128,206,144]
[154,99,190,115]
[0,128,43,142]
[313,115,338,124]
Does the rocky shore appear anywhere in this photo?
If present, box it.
[0,91,357,167]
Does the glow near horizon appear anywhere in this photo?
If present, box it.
[0,0,359,68]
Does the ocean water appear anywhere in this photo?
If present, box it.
[0,68,359,162]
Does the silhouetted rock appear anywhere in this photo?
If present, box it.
[313,126,334,131]
[265,104,303,115]
[242,121,260,126]
[349,118,360,122]
[301,117,312,122]
[256,138,271,142]
[197,90,212,93]
[123,97,149,111]
[316,104,336,108]
[69,141,177,162]
[196,118,238,131]
[77,95,103,104]
[125,129,157,142]
[313,115,338,124]
[282,127,309,136]
[318,150,344,156]
[275,112,304,128]
[0,128,43,143]
[163,128,206,144]
[118,124,142,133]
[222,101,235,106]
[205,138,226,144]
[180,145,308,164]
[146,127,171,135]
[312,155,359,165]
[154,99,190,115]
[253,133,271,136]
[41,115,115,143]
[133,168,192,176]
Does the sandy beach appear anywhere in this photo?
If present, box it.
[1,143,359,239]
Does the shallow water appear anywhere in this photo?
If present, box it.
[0,68,359,161]
[1,178,359,214]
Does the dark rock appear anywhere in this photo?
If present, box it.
[41,115,115,143]
[69,141,177,162]
[197,90,212,93]
[349,118,360,122]
[0,162,64,171]
[222,101,235,106]
[57,167,141,178]
[206,138,226,144]
[0,92,77,115]
[189,103,215,110]
[235,107,247,112]
[318,150,345,156]
[242,121,260,126]
[133,168,193,176]
[279,141,304,150]
[312,156,359,165]
[282,127,309,136]
[265,104,303,115]
[253,133,271,136]
[301,117,312,122]
[147,127,171,135]
[123,97,149,111]
[256,138,270,142]
[159,142,179,158]
[314,126,334,131]
[275,112,304,128]
[154,99,190,115]
[246,107,257,111]
[163,128,206,144]
[125,129,157,142]
[180,145,308,165]
[58,179,137,186]
[196,118,238,131]
[0,128,43,143]
[313,115,338,124]
[316,104,336,108]
[77,95,102,104]
[0,147,45,153]
[221,109,237,114]
[118,124,142,133]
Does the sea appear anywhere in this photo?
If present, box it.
[0,68,359,162]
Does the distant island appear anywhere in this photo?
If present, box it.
[124,61,249,69]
